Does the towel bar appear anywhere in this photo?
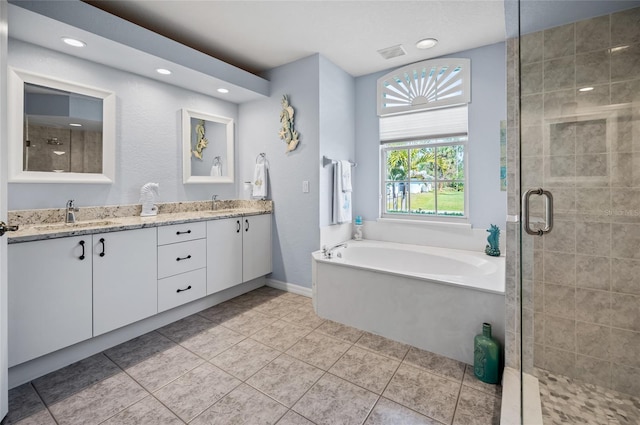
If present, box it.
[322,155,356,168]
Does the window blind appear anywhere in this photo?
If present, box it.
[379,105,468,143]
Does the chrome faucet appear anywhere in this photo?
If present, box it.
[65,200,79,224]
[322,242,347,259]
[211,194,219,210]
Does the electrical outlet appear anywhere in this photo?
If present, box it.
[302,180,309,193]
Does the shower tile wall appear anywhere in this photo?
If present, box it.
[24,124,102,173]
[515,7,640,395]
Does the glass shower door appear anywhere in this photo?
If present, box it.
[517,2,640,424]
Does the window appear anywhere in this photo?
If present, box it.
[382,136,466,218]
[377,59,470,220]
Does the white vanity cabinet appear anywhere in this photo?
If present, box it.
[206,214,271,294]
[92,228,157,336]
[157,223,207,312]
[206,217,243,294]
[7,211,272,368]
[8,236,92,367]
[242,214,272,282]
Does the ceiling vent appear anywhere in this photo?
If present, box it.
[377,44,407,60]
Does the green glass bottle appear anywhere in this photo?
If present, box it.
[474,322,500,384]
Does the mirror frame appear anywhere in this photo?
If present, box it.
[8,67,116,184]
[182,108,234,184]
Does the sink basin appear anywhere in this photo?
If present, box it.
[31,220,117,231]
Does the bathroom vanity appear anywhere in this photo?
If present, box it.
[6,201,272,370]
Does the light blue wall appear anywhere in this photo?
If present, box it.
[239,55,321,288]
[239,54,355,288]
[318,55,355,227]
[353,42,507,230]
[8,40,239,209]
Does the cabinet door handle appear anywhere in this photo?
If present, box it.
[245,219,249,232]
[176,255,192,261]
[79,240,85,260]
[176,285,192,293]
[236,220,241,233]
[99,238,106,257]
[176,230,191,235]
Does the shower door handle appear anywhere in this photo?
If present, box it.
[522,188,554,236]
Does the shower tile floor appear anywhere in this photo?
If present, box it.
[538,369,640,425]
[2,287,501,425]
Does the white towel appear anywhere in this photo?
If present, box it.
[252,163,268,198]
[332,161,352,224]
[210,163,221,177]
[340,160,352,192]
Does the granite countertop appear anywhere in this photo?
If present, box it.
[8,200,272,244]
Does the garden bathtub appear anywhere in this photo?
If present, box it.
[312,240,505,364]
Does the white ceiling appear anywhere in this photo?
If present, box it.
[86,0,507,77]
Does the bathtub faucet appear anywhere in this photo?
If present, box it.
[322,242,347,259]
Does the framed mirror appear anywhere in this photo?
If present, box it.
[8,67,116,183]
[182,108,234,184]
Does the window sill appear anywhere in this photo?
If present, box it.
[377,217,472,230]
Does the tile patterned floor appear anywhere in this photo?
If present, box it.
[538,369,640,425]
[2,287,502,425]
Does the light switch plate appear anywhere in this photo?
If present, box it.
[302,180,309,193]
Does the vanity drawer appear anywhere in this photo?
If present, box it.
[158,221,206,245]
[158,268,206,312]
[158,239,206,278]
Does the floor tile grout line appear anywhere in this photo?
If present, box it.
[102,339,201,389]
[359,342,423,424]
[287,370,330,420]
[179,377,245,424]
[401,349,468,386]
[360,396,382,425]
[243,355,326,412]
[38,351,156,425]
[384,354,467,425]
[28,381,61,425]
[246,318,317,352]
[101,340,220,423]
[450,378,465,425]
[98,350,190,424]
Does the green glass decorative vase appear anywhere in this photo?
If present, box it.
[474,322,500,384]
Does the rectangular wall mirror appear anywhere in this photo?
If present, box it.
[8,67,116,183]
[182,108,234,184]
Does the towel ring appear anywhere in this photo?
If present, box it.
[256,152,268,166]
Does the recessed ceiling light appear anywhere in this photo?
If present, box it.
[69,123,82,127]
[416,38,438,49]
[578,87,594,92]
[217,88,229,94]
[156,68,172,75]
[61,37,86,48]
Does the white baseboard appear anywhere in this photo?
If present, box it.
[266,278,312,298]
